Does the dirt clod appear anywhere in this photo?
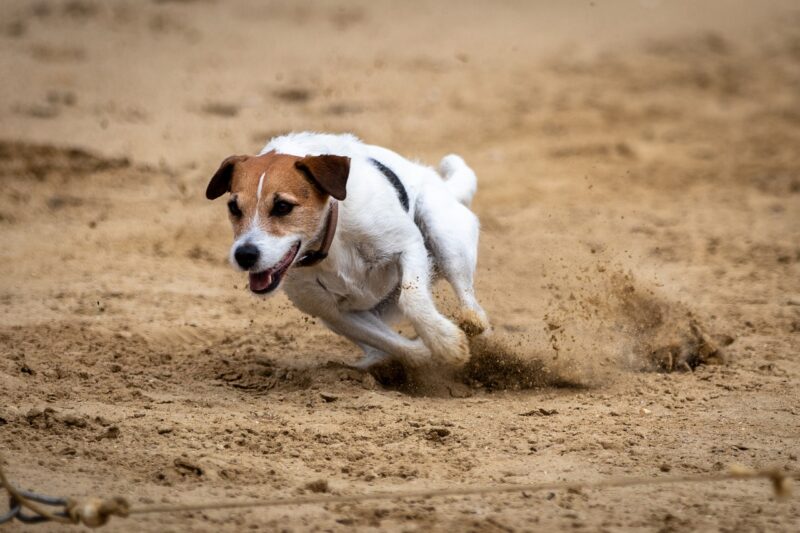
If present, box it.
[320,392,338,402]
[304,479,329,493]
[424,428,451,442]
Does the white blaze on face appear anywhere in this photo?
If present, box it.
[229,171,298,274]
[252,172,266,225]
[256,172,265,202]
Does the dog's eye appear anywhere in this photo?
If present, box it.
[270,199,295,217]
[227,199,242,218]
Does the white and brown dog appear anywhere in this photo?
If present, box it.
[206,133,488,368]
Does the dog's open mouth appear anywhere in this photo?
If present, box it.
[248,242,300,294]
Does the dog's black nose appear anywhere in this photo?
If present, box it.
[234,244,260,269]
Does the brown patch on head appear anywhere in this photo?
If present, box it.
[295,154,350,200]
[218,152,341,241]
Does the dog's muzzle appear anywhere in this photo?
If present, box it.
[246,241,301,294]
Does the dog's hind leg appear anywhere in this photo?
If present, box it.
[415,186,489,337]
[395,235,471,366]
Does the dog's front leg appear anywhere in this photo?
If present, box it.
[397,241,470,366]
[351,343,391,369]
[321,309,430,367]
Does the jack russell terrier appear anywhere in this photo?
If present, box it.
[206,133,488,368]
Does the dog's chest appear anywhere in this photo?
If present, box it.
[315,245,401,311]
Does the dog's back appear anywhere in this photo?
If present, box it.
[262,132,478,210]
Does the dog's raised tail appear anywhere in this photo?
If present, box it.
[438,154,477,207]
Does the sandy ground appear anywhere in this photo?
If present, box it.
[1,0,800,531]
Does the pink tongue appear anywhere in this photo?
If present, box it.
[249,270,273,292]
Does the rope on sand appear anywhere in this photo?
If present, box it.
[0,456,794,528]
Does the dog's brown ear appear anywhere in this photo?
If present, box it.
[206,155,248,200]
[295,155,350,201]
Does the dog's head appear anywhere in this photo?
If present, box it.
[206,151,349,295]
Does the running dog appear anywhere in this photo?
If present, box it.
[206,132,488,367]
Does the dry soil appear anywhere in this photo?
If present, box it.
[1,1,799,531]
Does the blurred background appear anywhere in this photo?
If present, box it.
[1,0,798,168]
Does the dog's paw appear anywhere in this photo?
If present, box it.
[428,324,470,367]
[402,340,434,368]
[457,308,490,338]
[449,330,472,367]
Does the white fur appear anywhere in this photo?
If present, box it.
[255,132,488,367]
[230,226,298,274]
[256,172,265,202]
